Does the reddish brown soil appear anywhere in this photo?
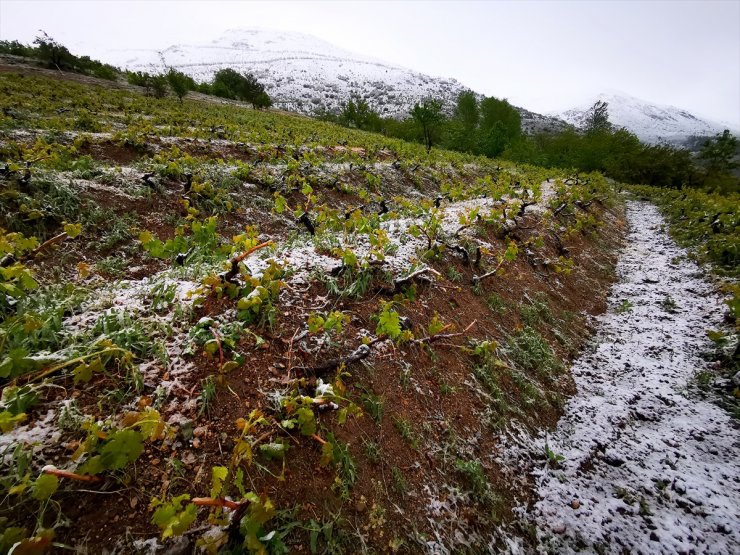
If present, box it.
[30,198,625,553]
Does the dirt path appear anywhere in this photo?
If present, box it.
[528,200,739,554]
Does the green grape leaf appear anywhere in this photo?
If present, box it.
[32,474,59,500]
[63,222,82,239]
[295,407,316,436]
[376,306,401,339]
[100,429,144,470]
[0,410,26,433]
[151,494,197,539]
[78,455,104,476]
[210,466,228,499]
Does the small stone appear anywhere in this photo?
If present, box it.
[151,458,160,466]
[130,496,138,509]
[192,438,201,449]
[603,451,626,467]
[355,496,367,513]
[716,523,731,535]
[571,499,581,510]
[553,523,566,534]
[193,426,208,438]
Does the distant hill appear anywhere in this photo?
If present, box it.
[557,92,736,146]
[98,27,566,134]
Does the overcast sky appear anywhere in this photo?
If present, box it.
[1,0,738,126]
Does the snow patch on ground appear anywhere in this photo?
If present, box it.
[523,201,740,553]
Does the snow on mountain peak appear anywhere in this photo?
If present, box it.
[558,92,734,145]
[97,27,561,132]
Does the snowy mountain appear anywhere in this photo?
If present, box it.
[98,27,564,133]
[557,92,735,146]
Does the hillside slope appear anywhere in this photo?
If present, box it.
[0,68,623,553]
[99,27,566,134]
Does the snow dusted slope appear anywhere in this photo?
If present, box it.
[99,27,564,133]
[558,92,734,145]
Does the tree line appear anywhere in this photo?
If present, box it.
[2,33,736,192]
[126,68,272,108]
[324,92,737,193]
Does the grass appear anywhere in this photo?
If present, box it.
[393,416,419,450]
[486,292,507,313]
[519,292,553,326]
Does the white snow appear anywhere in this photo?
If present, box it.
[93,27,560,132]
[558,92,736,145]
[520,201,740,553]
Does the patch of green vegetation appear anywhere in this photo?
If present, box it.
[504,326,563,379]
[393,416,419,450]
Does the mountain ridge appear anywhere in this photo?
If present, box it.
[96,27,731,144]
[97,27,565,134]
[557,92,736,146]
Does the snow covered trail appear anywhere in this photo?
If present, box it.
[532,201,740,554]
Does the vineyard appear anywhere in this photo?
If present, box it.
[0,69,629,553]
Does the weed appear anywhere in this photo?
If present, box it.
[616,299,634,313]
[446,266,463,282]
[360,390,385,423]
[198,376,216,416]
[391,466,408,495]
[455,459,489,499]
[323,433,357,500]
[393,416,418,449]
[96,255,128,277]
[440,382,457,395]
[660,295,678,313]
[486,292,507,313]
[544,440,565,466]
[363,441,381,463]
[504,326,563,378]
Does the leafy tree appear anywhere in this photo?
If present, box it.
[33,31,73,70]
[584,100,612,134]
[411,99,444,152]
[700,130,739,175]
[447,91,479,152]
[212,68,244,100]
[454,90,479,130]
[699,130,740,192]
[339,96,381,131]
[211,69,271,108]
[166,68,193,102]
[150,74,169,99]
[0,40,31,57]
[240,73,267,106]
[252,90,272,110]
[479,97,521,157]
